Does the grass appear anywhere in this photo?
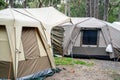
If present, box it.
[54,57,94,66]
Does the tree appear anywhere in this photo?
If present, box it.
[23,0,27,8]
[103,0,109,21]
[1,0,119,22]
[0,0,8,9]
[86,0,99,18]
[90,0,94,17]
[86,0,90,17]
[94,0,99,18]
[69,0,86,17]
[9,0,14,8]
[108,0,120,22]
[118,3,120,21]
[38,0,43,8]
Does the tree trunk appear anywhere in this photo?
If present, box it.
[38,0,43,8]
[118,5,120,21]
[23,0,27,8]
[9,0,14,8]
[64,0,70,16]
[103,0,109,21]
[90,0,94,17]
[64,0,67,15]
[67,0,70,16]
[86,0,90,17]
[94,0,99,18]
[5,0,9,3]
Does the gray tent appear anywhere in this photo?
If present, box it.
[62,17,120,59]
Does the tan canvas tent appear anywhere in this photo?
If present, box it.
[21,7,71,56]
[18,7,70,45]
[62,17,120,59]
[0,7,70,79]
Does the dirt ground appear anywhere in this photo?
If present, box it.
[46,59,120,80]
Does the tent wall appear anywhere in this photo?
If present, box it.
[109,27,120,48]
[0,26,14,79]
[62,18,113,57]
[109,26,120,58]
[18,56,51,78]
[0,26,12,61]
[78,27,110,47]
[72,28,109,56]
[63,25,78,55]
[73,47,108,56]
[99,31,107,47]
[0,61,14,79]
[63,25,74,47]
[21,27,40,59]
[17,27,51,78]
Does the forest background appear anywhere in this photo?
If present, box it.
[0,0,120,22]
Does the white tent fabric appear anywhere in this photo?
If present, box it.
[112,22,120,26]
[63,18,108,54]
[107,22,120,58]
[62,18,120,59]
[106,44,113,52]
[112,22,120,31]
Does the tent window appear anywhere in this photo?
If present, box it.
[82,30,98,45]
[21,27,40,59]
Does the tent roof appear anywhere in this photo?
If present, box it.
[59,17,89,26]
[105,22,120,31]
[0,7,70,29]
[0,8,37,23]
[71,17,90,24]
[0,7,70,45]
[12,7,70,30]
[26,7,70,27]
[113,22,120,25]
[108,22,120,31]
[76,18,107,28]
[60,17,107,28]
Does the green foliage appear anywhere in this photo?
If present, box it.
[98,0,104,20]
[108,0,120,22]
[0,0,119,22]
[57,0,120,22]
[28,0,38,8]
[14,4,23,8]
[57,4,64,13]
[27,0,61,8]
[70,0,86,17]
[0,0,8,10]
[55,57,94,66]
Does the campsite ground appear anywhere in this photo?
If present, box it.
[46,58,120,80]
